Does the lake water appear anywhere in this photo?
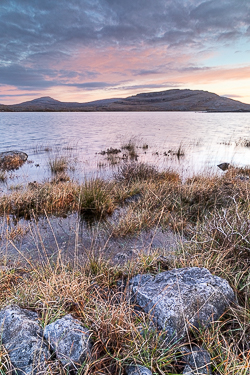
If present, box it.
[1,111,250,186]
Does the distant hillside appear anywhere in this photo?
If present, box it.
[1,89,250,112]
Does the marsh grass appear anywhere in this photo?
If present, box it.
[0,161,250,373]
[0,232,249,374]
[114,162,179,184]
[79,178,115,216]
[0,171,6,183]
[235,138,250,147]
[48,156,68,174]
[121,137,139,159]
[34,144,53,153]
[0,344,13,374]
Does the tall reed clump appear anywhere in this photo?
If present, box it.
[79,178,115,216]
[121,138,138,159]
[48,156,68,173]
[0,181,78,218]
[0,170,6,182]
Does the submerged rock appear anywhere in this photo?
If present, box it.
[126,365,153,375]
[129,267,235,342]
[0,151,28,170]
[0,305,50,375]
[44,314,92,369]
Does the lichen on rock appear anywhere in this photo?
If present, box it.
[129,267,235,342]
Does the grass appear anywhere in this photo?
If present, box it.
[235,138,250,147]
[48,156,68,173]
[79,178,115,216]
[121,137,138,159]
[0,236,249,374]
[0,171,6,183]
[0,161,250,373]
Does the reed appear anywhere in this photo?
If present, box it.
[0,170,6,182]
[48,156,68,173]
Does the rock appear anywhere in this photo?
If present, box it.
[44,314,92,369]
[126,365,153,375]
[182,346,212,375]
[236,175,249,182]
[124,193,142,204]
[0,305,50,375]
[0,151,28,170]
[183,364,194,374]
[217,162,230,171]
[129,267,235,342]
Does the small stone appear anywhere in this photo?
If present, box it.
[126,365,153,375]
[44,314,92,369]
[182,346,212,375]
[236,175,249,181]
[217,162,230,171]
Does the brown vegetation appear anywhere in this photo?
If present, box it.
[0,162,250,373]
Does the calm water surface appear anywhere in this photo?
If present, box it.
[1,111,250,185]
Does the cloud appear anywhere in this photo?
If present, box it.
[1,0,250,101]
[0,64,117,90]
[0,65,56,89]
[222,94,243,98]
[1,0,249,67]
[0,93,40,97]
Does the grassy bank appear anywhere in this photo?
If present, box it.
[0,162,250,374]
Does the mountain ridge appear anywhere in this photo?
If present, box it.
[1,89,250,112]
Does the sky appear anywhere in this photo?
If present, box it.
[1,0,250,105]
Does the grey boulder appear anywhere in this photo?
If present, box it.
[126,365,153,375]
[44,314,92,369]
[129,267,235,342]
[0,305,50,375]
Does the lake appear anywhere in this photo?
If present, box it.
[1,111,250,186]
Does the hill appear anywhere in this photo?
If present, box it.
[1,89,250,112]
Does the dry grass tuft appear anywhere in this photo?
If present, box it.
[114,162,178,184]
[0,344,13,374]
[48,156,68,174]
[0,170,7,183]
[79,178,115,216]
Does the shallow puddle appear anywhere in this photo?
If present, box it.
[0,212,184,266]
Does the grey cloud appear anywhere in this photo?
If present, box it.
[0,0,250,93]
[178,65,212,72]
[217,31,242,42]
[190,0,250,32]
[129,69,164,76]
[72,82,114,89]
[0,65,56,89]
[0,93,40,97]
[222,94,243,98]
[115,83,180,91]
[0,63,118,90]
[1,0,249,65]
